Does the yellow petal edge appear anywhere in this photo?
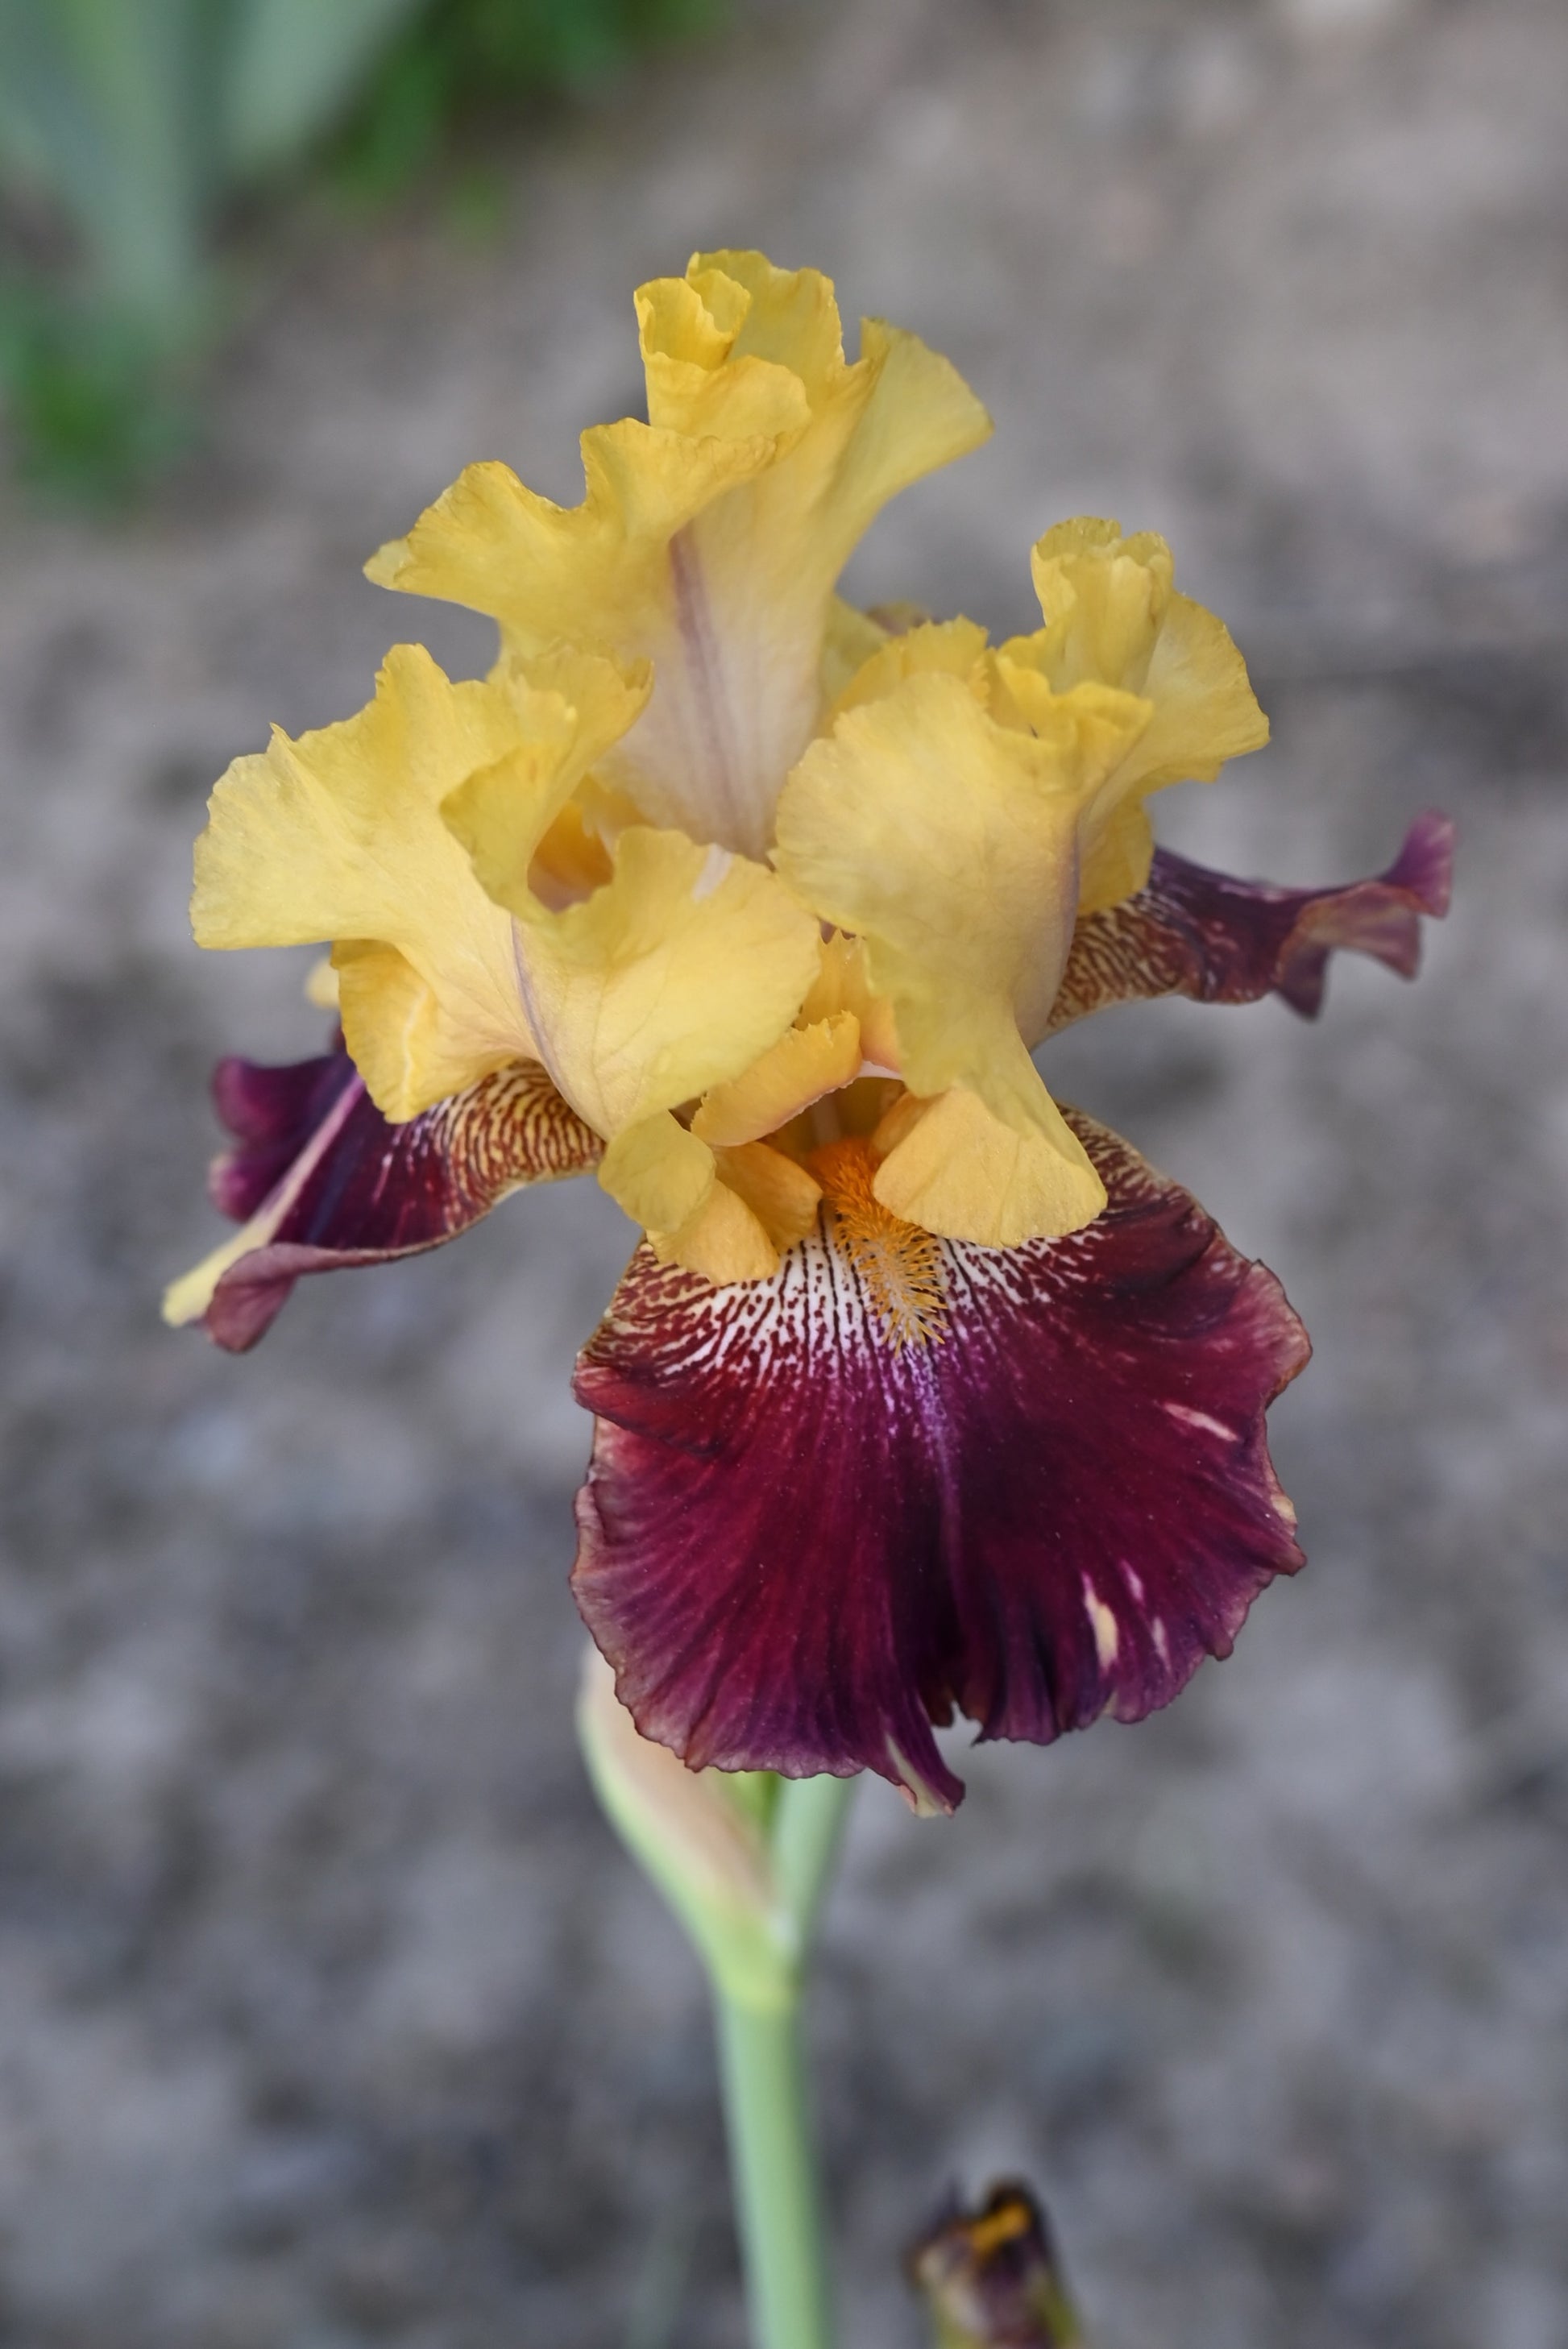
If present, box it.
[186,249,1273,1300]
[367,250,993,860]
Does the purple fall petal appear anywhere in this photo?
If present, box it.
[1048,810,1454,1032]
[571,1114,1309,1813]
[189,1046,599,1352]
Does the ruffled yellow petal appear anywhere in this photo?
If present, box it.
[799,932,901,1072]
[368,251,992,859]
[1074,798,1155,916]
[451,821,819,1139]
[599,1113,716,1234]
[638,265,815,441]
[193,644,513,953]
[442,792,820,1228]
[819,597,888,707]
[995,517,1269,914]
[1124,583,1272,786]
[649,1179,773,1284]
[330,938,503,1120]
[651,1141,823,1284]
[367,426,761,662]
[691,1012,862,1148]
[715,1142,823,1252]
[774,672,1143,1242]
[667,251,844,403]
[1027,517,1176,686]
[870,1085,1104,1248]
[828,615,990,722]
[190,643,648,1121]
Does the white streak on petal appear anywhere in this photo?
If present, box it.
[885,1735,946,1818]
[1083,1579,1120,1669]
[692,842,733,902]
[1164,1401,1236,1442]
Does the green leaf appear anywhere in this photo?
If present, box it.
[0,0,221,322]
[223,0,429,178]
[0,280,195,502]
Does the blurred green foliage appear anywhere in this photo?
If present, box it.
[0,288,193,499]
[0,0,725,502]
[334,0,724,201]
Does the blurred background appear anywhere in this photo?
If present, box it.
[1,0,1566,2343]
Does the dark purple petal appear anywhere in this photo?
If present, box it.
[1047,810,1454,1033]
[207,1045,361,1220]
[571,1114,1309,1813]
[175,1047,600,1352]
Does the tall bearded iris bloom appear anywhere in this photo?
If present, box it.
[166,250,1451,1816]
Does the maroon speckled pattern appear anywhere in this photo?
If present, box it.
[571,1111,1310,1812]
[1048,811,1454,1032]
[199,1046,600,1352]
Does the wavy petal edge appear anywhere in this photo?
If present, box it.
[165,1046,600,1352]
[570,1111,1309,1812]
[1046,810,1454,1035]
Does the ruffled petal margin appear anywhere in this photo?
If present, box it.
[164,1046,600,1352]
[571,1113,1309,1813]
[1045,810,1454,1035]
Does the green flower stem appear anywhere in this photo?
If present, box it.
[713,1770,854,2349]
[575,1672,857,2349]
[716,1987,835,2349]
[771,1770,855,1941]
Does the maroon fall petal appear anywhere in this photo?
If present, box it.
[208,1046,363,1221]
[192,1046,600,1352]
[1047,810,1454,1033]
[571,1114,1309,1812]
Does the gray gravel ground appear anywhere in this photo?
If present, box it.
[2,1,1566,2343]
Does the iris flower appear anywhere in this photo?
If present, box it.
[166,251,1450,1816]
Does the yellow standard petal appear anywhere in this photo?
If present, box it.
[191,642,648,1120]
[599,1113,717,1236]
[994,517,1269,914]
[819,596,890,707]
[368,250,991,859]
[827,614,990,722]
[691,1012,863,1148]
[442,784,822,1231]
[775,671,1151,1242]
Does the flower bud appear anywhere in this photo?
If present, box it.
[907,2182,1083,2349]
